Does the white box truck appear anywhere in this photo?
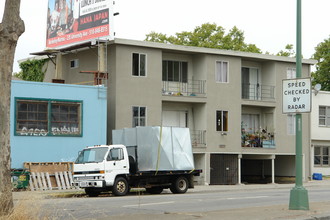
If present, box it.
[72,127,201,196]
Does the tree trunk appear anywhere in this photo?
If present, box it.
[0,0,24,215]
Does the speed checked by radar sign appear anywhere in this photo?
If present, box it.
[282,78,311,113]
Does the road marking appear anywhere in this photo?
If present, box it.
[123,201,175,207]
[227,196,268,200]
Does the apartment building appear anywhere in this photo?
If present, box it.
[41,38,316,185]
[311,90,330,176]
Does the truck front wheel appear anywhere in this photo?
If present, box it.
[112,177,129,196]
[170,176,189,194]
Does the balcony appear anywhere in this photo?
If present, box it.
[242,83,275,101]
[162,80,206,97]
[191,130,206,147]
[241,129,275,149]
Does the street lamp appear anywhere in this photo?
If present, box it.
[289,0,310,210]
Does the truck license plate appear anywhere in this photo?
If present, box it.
[80,182,87,187]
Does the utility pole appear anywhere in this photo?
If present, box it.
[289,0,309,210]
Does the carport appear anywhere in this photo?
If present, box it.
[240,154,276,184]
[239,154,296,184]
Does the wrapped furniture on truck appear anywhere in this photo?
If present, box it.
[72,126,201,196]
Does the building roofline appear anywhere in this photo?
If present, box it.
[29,38,317,65]
[111,38,317,65]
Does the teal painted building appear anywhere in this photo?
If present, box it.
[10,80,107,168]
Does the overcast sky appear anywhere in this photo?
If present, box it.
[0,0,329,73]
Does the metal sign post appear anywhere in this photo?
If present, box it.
[288,0,309,210]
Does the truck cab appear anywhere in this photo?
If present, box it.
[73,145,130,196]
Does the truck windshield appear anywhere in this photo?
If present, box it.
[75,147,108,164]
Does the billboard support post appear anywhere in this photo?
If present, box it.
[289,0,309,210]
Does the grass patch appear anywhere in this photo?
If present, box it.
[0,192,45,220]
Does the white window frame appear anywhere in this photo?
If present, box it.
[132,106,147,127]
[70,59,79,69]
[215,61,229,83]
[162,60,188,83]
[314,145,330,167]
[132,53,147,77]
[319,106,330,127]
[287,67,296,79]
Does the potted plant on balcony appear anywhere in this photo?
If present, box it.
[241,124,274,148]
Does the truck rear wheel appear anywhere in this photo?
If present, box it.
[112,177,129,196]
[170,176,189,194]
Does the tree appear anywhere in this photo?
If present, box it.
[311,36,330,91]
[15,59,48,82]
[0,0,25,215]
[276,44,295,57]
[145,23,262,53]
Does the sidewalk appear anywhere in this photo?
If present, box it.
[12,180,330,220]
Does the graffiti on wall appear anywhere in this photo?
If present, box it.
[18,125,80,136]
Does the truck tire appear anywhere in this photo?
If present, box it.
[85,188,101,197]
[146,187,163,194]
[170,176,189,194]
[112,177,129,196]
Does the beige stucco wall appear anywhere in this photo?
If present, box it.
[110,44,163,130]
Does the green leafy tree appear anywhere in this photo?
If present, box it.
[311,36,330,91]
[276,44,295,57]
[16,59,48,82]
[145,23,262,53]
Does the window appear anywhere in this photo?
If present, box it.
[162,60,188,83]
[215,61,228,83]
[319,106,330,126]
[287,67,296,79]
[162,110,187,128]
[242,67,260,100]
[15,98,82,136]
[132,53,146,76]
[314,146,330,166]
[108,148,124,161]
[216,110,228,131]
[70,59,79,68]
[132,106,146,127]
[241,114,259,133]
[287,114,296,135]
[76,147,108,164]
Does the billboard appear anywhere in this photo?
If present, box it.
[47,0,113,49]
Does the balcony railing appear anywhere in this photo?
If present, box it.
[162,80,206,97]
[191,130,206,147]
[242,83,275,101]
[241,131,275,149]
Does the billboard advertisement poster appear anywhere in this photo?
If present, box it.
[47,0,113,49]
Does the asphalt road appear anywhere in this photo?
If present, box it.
[33,185,330,219]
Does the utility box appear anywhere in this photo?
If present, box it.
[11,169,30,189]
